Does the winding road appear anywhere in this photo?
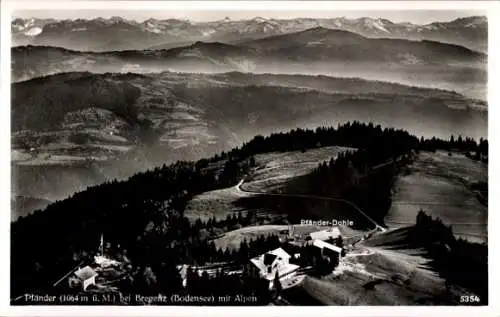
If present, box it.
[234,178,387,232]
[232,157,403,232]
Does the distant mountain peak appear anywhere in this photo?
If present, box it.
[251,16,268,23]
[452,15,487,28]
[93,17,108,23]
[356,17,391,33]
[109,16,128,23]
[379,18,395,25]
[24,27,43,36]
[12,18,25,25]
[426,15,487,29]
[453,15,486,23]
[10,15,487,53]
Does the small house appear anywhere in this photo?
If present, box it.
[249,247,299,289]
[69,266,98,291]
[312,239,342,262]
[94,255,121,268]
[309,227,341,241]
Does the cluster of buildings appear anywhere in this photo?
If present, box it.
[68,229,345,293]
[174,226,345,291]
[65,235,122,292]
[248,226,344,290]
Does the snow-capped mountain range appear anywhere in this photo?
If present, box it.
[11,15,487,53]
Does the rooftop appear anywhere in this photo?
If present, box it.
[309,227,341,241]
[313,239,342,253]
[269,247,291,260]
[264,262,300,281]
[263,253,277,266]
[250,247,291,271]
[74,266,98,281]
[94,255,121,268]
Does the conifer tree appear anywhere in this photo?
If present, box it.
[273,270,282,296]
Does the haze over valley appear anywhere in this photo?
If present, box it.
[11,71,487,210]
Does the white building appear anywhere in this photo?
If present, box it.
[69,266,98,291]
[94,234,121,268]
[309,227,341,241]
[249,247,299,289]
[94,255,121,268]
[312,239,342,262]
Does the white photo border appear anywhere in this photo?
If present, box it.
[1,1,499,316]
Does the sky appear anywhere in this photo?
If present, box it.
[14,9,484,24]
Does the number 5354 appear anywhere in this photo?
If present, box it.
[460,295,480,303]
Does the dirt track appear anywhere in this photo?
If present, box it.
[236,178,386,232]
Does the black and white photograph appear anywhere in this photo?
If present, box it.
[1,0,498,314]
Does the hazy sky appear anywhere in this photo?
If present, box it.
[14,10,484,24]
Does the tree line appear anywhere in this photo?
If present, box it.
[419,135,488,163]
[413,210,487,303]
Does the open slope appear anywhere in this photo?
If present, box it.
[241,146,354,193]
[185,145,385,231]
[294,246,454,305]
[185,146,347,222]
[385,151,487,243]
[286,225,483,305]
